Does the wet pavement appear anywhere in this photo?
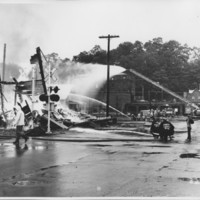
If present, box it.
[1,119,200,197]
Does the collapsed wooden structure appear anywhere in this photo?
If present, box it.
[0,47,117,134]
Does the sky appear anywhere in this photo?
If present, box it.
[0,0,200,68]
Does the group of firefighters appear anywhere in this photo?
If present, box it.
[150,114,194,142]
[150,116,175,142]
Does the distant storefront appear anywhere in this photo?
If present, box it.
[123,101,185,115]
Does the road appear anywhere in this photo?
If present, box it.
[0,119,200,197]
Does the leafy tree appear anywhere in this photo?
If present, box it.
[73,51,93,63]
[51,37,200,95]
[73,45,106,64]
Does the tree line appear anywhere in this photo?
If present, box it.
[73,37,200,94]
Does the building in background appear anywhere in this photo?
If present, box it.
[67,71,187,117]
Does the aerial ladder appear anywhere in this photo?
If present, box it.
[126,68,199,110]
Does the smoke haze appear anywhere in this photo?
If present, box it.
[0,5,49,67]
[50,61,124,98]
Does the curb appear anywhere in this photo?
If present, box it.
[31,137,155,142]
[0,130,154,142]
[0,135,155,142]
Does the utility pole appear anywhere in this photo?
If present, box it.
[1,44,7,124]
[99,34,119,117]
[1,44,6,105]
[2,44,6,84]
[46,63,52,134]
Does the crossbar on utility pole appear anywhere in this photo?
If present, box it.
[99,34,119,117]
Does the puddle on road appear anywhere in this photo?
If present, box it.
[3,172,51,187]
[180,153,200,159]
[12,180,49,186]
[40,165,61,171]
[146,145,171,148]
[0,143,51,158]
[178,177,200,184]
[89,144,112,147]
[143,152,164,155]
[28,145,49,151]
[105,150,116,154]
[123,144,139,147]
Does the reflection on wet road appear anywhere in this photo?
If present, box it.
[0,140,53,158]
[0,139,89,197]
[0,119,200,197]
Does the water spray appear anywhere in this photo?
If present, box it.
[68,93,131,120]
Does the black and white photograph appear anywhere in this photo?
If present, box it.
[1,0,200,199]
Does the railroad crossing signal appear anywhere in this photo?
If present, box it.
[39,94,48,102]
[50,94,60,102]
[44,67,57,83]
[49,86,60,93]
[39,86,60,102]
[39,94,60,102]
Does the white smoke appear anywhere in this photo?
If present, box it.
[0,5,49,67]
[52,62,125,98]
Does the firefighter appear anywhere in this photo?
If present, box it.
[159,117,174,142]
[12,105,29,146]
[150,117,161,139]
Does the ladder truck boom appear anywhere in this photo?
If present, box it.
[126,69,199,110]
